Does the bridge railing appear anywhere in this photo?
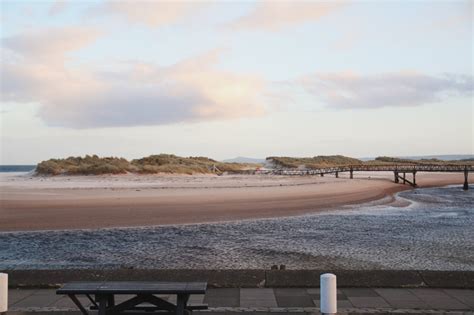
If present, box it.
[253,164,472,175]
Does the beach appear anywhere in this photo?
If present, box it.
[0,172,470,232]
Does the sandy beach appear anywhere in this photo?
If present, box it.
[0,172,471,232]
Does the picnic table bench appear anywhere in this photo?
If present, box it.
[56,281,207,315]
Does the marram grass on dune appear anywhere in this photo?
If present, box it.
[35,154,257,176]
[35,154,474,176]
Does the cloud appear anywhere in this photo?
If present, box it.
[2,27,101,103]
[90,1,210,28]
[49,0,68,16]
[297,71,473,109]
[2,26,101,63]
[1,28,265,128]
[228,1,345,31]
[331,31,361,51]
[422,1,472,30]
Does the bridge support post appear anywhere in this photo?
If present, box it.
[350,167,353,179]
[403,173,406,184]
[464,168,469,190]
[394,171,399,183]
[413,171,417,186]
[335,171,339,178]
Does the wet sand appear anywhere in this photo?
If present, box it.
[0,172,470,232]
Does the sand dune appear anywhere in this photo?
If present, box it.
[0,172,470,231]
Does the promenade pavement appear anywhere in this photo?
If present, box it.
[6,287,474,314]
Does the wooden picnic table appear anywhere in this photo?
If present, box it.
[56,281,207,315]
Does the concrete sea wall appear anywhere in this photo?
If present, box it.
[2,269,473,289]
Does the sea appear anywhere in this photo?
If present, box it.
[0,165,36,172]
[0,172,472,271]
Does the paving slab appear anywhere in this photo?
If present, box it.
[306,288,346,300]
[336,300,354,308]
[343,288,380,297]
[241,288,277,307]
[204,288,240,307]
[444,289,474,308]
[409,289,470,310]
[275,295,314,307]
[52,296,91,308]
[207,288,240,297]
[375,288,430,308]
[8,289,38,305]
[10,289,61,308]
[313,299,354,309]
[188,294,205,305]
[203,296,240,307]
[115,294,139,303]
[375,288,421,299]
[347,296,391,308]
[274,288,309,297]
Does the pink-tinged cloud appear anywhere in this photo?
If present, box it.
[49,0,68,16]
[91,1,210,28]
[1,28,265,128]
[228,1,345,31]
[298,71,473,109]
[2,27,101,102]
[422,1,472,30]
[2,26,101,62]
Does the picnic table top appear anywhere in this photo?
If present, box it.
[56,281,207,295]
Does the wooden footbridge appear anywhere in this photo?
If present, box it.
[254,164,472,190]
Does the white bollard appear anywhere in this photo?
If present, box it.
[0,273,7,313]
[320,273,337,314]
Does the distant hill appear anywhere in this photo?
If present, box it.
[360,154,473,161]
[400,154,474,161]
[222,157,265,164]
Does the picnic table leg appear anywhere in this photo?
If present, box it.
[86,294,98,309]
[107,295,115,307]
[176,294,189,315]
[67,294,89,315]
[97,294,108,315]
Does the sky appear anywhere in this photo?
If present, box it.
[0,0,473,164]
